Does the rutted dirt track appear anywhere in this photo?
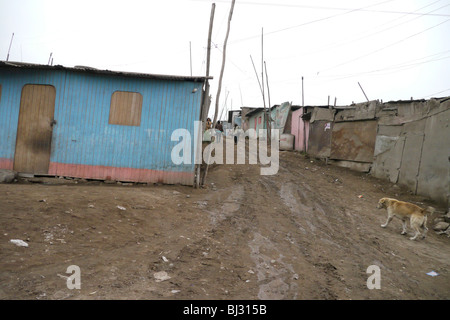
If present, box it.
[1,144,449,300]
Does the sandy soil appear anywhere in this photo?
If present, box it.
[1,141,449,300]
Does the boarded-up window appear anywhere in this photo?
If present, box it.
[109,91,143,126]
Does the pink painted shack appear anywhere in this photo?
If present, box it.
[290,107,311,152]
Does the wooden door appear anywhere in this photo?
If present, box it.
[14,84,56,174]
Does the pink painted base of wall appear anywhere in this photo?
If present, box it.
[0,158,193,185]
[48,163,194,185]
[0,158,13,170]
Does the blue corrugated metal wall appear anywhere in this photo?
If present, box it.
[0,66,204,184]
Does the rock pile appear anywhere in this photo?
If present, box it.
[0,169,17,183]
[433,211,450,237]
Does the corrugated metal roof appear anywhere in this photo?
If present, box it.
[0,61,212,82]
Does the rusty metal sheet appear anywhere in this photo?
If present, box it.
[330,120,377,163]
[307,120,332,158]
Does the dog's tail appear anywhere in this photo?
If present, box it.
[422,207,435,228]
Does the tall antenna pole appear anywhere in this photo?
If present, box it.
[301,76,304,107]
[239,85,244,106]
[6,33,14,61]
[261,28,271,139]
[261,28,265,108]
[264,61,271,111]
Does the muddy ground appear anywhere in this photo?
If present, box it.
[1,141,449,300]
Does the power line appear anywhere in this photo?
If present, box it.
[221,0,398,46]
[263,49,450,85]
[268,0,448,62]
[194,0,450,17]
[422,87,450,98]
[318,17,450,74]
[303,1,449,56]
[323,54,450,82]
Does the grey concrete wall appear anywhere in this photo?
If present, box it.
[304,98,449,206]
[372,98,450,206]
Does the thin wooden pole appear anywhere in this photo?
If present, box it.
[6,33,14,61]
[261,28,265,109]
[203,0,235,187]
[301,76,304,107]
[205,5,215,79]
[219,90,230,121]
[264,61,271,117]
[250,55,271,141]
[261,28,271,140]
[189,41,192,76]
[358,82,369,102]
[250,55,263,96]
[212,0,235,127]
[239,85,244,106]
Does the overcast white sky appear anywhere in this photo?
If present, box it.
[1,0,449,120]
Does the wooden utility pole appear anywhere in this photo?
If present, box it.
[196,3,215,189]
[202,0,235,187]
[205,5,215,80]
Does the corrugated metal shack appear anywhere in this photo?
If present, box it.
[245,107,267,139]
[0,61,209,185]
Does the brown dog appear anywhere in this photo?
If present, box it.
[377,197,434,240]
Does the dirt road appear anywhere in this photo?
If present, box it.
[1,145,449,300]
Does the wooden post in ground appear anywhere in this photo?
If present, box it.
[196,3,215,189]
[202,0,235,187]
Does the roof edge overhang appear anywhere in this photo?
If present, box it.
[0,61,212,82]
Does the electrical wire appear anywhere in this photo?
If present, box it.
[194,0,450,17]
[268,0,448,62]
[323,54,450,82]
[220,0,397,46]
[303,1,450,57]
[422,87,450,98]
[317,17,450,74]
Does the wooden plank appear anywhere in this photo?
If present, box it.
[109,91,143,126]
[330,120,377,163]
